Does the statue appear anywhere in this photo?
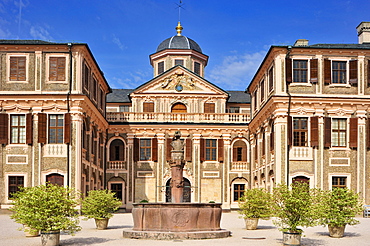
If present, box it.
[169,131,186,203]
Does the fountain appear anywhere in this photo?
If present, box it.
[122,131,230,240]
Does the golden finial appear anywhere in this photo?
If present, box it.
[176,21,183,36]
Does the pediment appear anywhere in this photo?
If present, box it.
[132,67,227,97]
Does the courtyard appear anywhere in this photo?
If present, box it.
[1,210,369,246]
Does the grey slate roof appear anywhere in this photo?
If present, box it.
[307,43,370,49]
[227,91,250,103]
[156,36,202,53]
[106,89,134,103]
[107,89,250,104]
[0,40,84,45]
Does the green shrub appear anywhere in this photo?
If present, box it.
[318,187,363,227]
[10,184,80,234]
[81,189,121,219]
[238,188,273,219]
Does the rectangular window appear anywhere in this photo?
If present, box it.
[49,115,64,144]
[9,56,26,81]
[293,117,308,146]
[143,102,154,112]
[332,177,347,189]
[140,139,151,161]
[268,67,274,91]
[11,115,26,144]
[83,62,90,91]
[158,61,164,74]
[253,90,258,111]
[228,107,240,113]
[205,139,217,161]
[49,57,66,81]
[236,147,243,161]
[233,184,245,201]
[119,105,130,112]
[293,60,308,83]
[204,103,215,113]
[175,59,184,66]
[332,119,347,147]
[260,80,265,102]
[194,62,200,75]
[332,61,347,84]
[8,176,24,198]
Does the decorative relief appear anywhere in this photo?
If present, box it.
[171,210,190,227]
[160,73,198,91]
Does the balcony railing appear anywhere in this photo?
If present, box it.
[231,161,249,171]
[107,112,249,124]
[107,161,126,170]
[290,147,313,160]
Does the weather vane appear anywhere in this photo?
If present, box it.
[175,0,185,22]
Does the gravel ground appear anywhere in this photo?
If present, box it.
[1,210,370,246]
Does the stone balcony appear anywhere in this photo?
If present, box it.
[106,112,249,124]
[231,161,249,171]
[107,161,126,170]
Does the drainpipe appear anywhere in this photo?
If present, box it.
[67,43,73,187]
[286,46,292,186]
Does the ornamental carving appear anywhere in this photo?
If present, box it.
[160,73,196,91]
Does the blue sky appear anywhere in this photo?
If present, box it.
[1,1,369,91]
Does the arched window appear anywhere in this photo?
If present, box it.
[233,140,247,162]
[293,176,310,184]
[110,139,125,161]
[171,103,187,113]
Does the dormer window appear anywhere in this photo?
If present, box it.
[175,59,184,66]
[158,61,164,74]
[194,62,200,75]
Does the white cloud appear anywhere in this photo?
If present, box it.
[112,35,125,51]
[110,69,151,89]
[30,25,52,40]
[207,50,267,90]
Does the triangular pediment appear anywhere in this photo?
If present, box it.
[131,66,228,97]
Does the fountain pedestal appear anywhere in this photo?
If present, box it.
[123,131,230,240]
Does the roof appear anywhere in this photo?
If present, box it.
[156,35,202,53]
[227,91,250,103]
[106,89,134,103]
[0,40,84,45]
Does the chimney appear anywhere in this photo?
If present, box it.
[294,39,309,46]
[356,22,370,44]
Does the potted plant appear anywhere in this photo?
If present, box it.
[272,182,319,245]
[318,187,363,238]
[238,188,273,230]
[10,184,81,246]
[81,189,121,230]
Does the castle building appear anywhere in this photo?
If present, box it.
[1,21,370,210]
[247,22,370,204]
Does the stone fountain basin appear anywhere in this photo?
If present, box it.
[132,203,222,232]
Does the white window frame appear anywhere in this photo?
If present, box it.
[4,173,28,205]
[329,174,351,190]
[6,53,29,83]
[331,118,348,148]
[329,59,350,86]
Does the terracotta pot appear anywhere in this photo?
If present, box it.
[328,225,346,238]
[282,231,301,245]
[244,218,259,230]
[40,230,60,246]
[24,226,39,237]
[95,218,109,230]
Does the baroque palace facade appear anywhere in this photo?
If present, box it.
[1,22,370,210]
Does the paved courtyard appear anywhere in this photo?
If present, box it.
[1,210,370,246]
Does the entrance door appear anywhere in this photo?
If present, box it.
[165,178,191,202]
[46,173,64,186]
[171,103,187,113]
[111,183,123,200]
[292,176,310,184]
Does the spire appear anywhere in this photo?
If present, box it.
[176,22,183,36]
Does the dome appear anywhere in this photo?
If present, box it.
[156,22,202,53]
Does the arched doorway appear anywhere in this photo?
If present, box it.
[46,173,64,186]
[165,178,191,202]
[171,103,187,113]
[293,176,310,184]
